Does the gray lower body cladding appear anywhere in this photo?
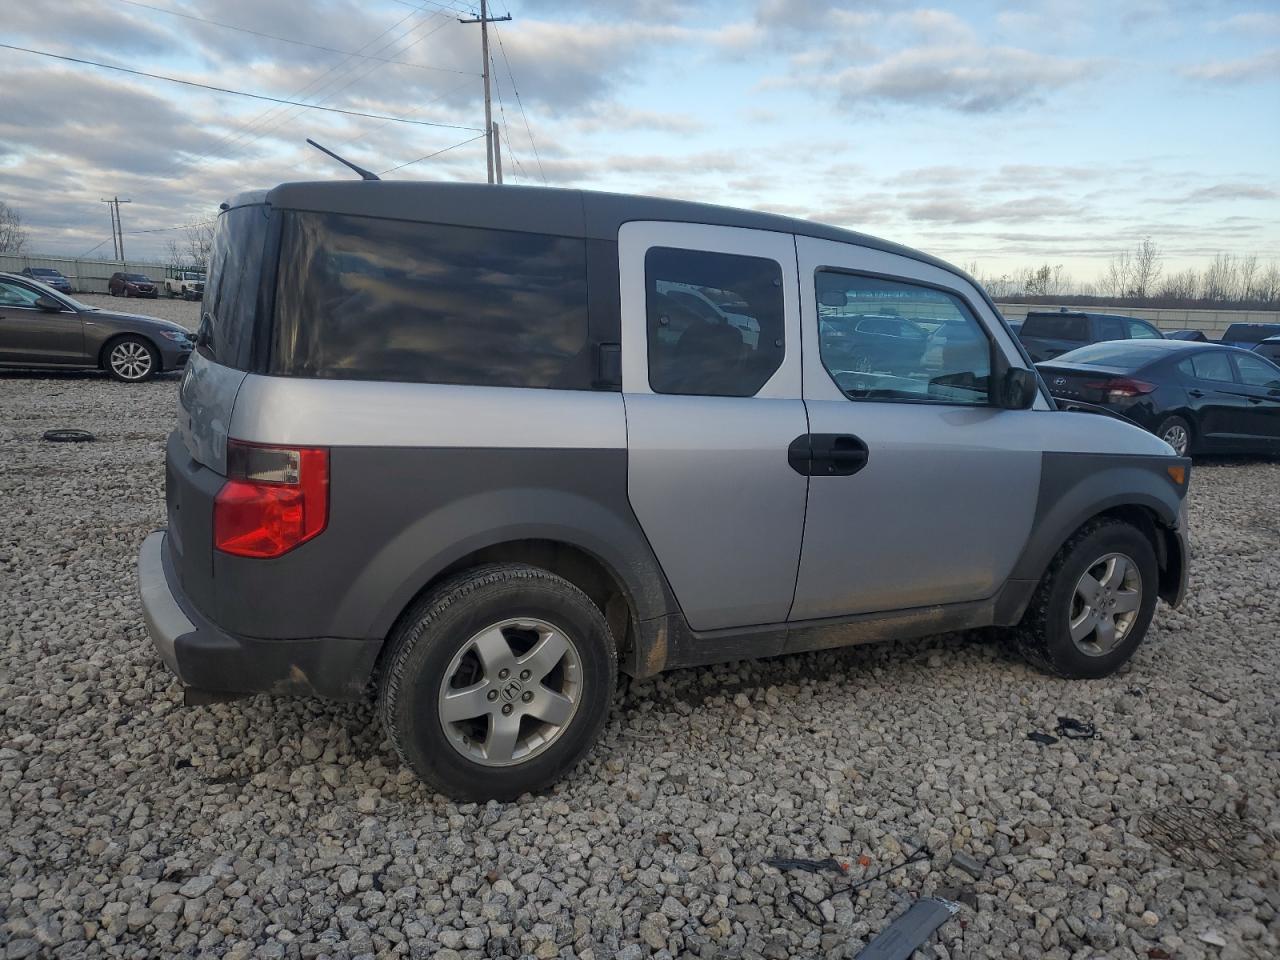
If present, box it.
[153,431,1189,697]
[139,531,379,700]
[164,429,672,644]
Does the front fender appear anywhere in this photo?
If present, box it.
[1009,451,1189,587]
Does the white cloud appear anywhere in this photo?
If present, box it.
[1182,48,1280,83]
[828,45,1098,112]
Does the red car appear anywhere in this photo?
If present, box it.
[108,272,159,298]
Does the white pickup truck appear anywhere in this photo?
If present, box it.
[164,271,205,300]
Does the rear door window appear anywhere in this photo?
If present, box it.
[200,204,271,371]
[1021,314,1088,340]
[645,247,783,396]
[272,212,591,389]
[1189,352,1235,383]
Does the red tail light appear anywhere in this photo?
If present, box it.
[1084,377,1156,400]
[214,440,329,558]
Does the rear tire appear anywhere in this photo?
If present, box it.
[379,563,617,801]
[1011,519,1159,679]
[1155,415,1192,456]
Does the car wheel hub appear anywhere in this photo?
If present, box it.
[437,617,582,767]
[1069,552,1142,657]
[1162,425,1188,455]
[110,342,152,380]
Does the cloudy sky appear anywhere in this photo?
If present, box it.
[1,0,1277,279]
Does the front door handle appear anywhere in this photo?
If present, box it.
[1247,397,1264,404]
[788,433,869,476]
[1188,389,1205,398]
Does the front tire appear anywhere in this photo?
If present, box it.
[1155,415,1192,456]
[1012,519,1159,679]
[379,564,617,801]
[104,336,158,382]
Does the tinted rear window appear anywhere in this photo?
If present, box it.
[1021,314,1089,340]
[271,211,590,389]
[200,204,270,370]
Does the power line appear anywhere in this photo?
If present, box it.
[112,0,477,76]
[381,132,487,174]
[488,51,529,182]
[0,43,482,131]
[492,23,546,185]
[156,6,451,177]
[123,220,217,236]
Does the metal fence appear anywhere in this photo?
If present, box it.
[0,253,172,295]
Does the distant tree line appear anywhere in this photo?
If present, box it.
[971,240,1280,310]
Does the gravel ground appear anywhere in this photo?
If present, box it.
[1,369,1277,960]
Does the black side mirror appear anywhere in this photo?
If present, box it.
[1000,367,1039,409]
[35,295,64,313]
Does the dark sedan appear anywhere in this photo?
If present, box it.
[1038,339,1280,456]
[108,271,160,298]
[819,313,929,373]
[20,266,74,293]
[0,272,194,382]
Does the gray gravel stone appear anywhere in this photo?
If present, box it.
[1,343,1278,959]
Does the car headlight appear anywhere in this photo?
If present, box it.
[159,330,191,343]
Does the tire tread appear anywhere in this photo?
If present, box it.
[377,563,615,799]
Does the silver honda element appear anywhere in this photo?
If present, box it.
[138,182,1190,800]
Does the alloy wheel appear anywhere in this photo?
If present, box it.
[1161,424,1189,456]
[109,341,153,381]
[437,617,582,767]
[1069,552,1142,656]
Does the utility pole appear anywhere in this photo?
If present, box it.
[491,121,503,184]
[459,1,511,184]
[100,196,131,260]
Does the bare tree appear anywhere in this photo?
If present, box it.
[1202,253,1240,302]
[1238,254,1259,302]
[165,222,214,271]
[1129,238,1162,299]
[1258,261,1280,304]
[1157,268,1200,302]
[1103,249,1132,300]
[0,201,28,253]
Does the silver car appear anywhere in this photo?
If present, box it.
[138,182,1190,800]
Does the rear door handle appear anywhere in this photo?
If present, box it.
[1188,389,1204,398]
[788,433,869,476]
[1247,397,1264,404]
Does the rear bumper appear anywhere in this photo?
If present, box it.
[137,530,381,700]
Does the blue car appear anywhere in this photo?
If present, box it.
[20,267,73,294]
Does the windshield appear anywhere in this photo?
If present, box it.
[126,273,152,282]
[30,268,62,277]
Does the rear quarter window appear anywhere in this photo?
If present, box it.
[271,212,591,389]
[1021,314,1088,341]
[200,204,271,371]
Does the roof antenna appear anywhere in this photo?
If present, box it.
[306,139,380,181]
